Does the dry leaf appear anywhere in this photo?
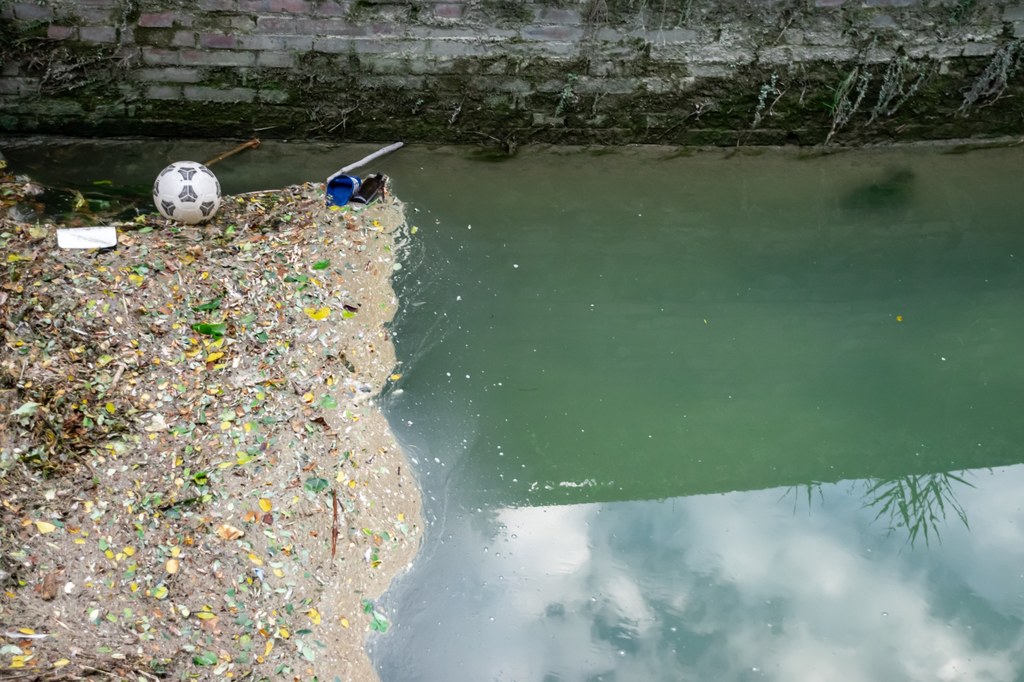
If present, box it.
[215,524,244,541]
[40,572,58,601]
[258,498,273,512]
[34,521,56,534]
[304,306,331,320]
[165,558,180,574]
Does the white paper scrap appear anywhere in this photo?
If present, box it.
[56,226,118,249]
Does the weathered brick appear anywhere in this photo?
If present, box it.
[410,26,482,39]
[257,15,366,35]
[645,27,698,44]
[183,85,256,102]
[133,67,203,83]
[351,37,420,55]
[520,25,584,42]
[238,34,315,51]
[313,36,351,53]
[432,4,464,20]
[240,0,312,12]
[139,12,177,28]
[179,49,256,67]
[76,7,117,23]
[13,3,54,20]
[0,78,35,95]
[427,38,498,58]
[257,16,310,33]
[79,26,119,43]
[314,0,348,15]
[534,8,580,24]
[47,25,77,40]
[962,42,997,57]
[200,32,239,48]
[869,13,898,29]
[146,84,183,100]
[257,89,290,103]
[171,31,197,47]
[228,16,256,30]
[142,47,181,65]
[256,51,298,68]
[199,0,238,9]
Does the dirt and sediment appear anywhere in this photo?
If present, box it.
[0,159,422,681]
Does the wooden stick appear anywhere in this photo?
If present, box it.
[326,141,403,183]
[331,488,339,561]
[204,138,261,167]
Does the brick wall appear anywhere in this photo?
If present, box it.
[1,0,1023,147]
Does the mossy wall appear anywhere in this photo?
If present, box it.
[1,0,1023,148]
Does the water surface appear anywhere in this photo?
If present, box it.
[377,144,1024,682]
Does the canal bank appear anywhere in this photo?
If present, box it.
[1,1,1023,147]
[0,163,421,680]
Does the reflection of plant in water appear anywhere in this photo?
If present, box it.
[863,472,973,548]
[779,481,824,515]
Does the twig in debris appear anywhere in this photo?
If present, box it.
[331,488,340,561]
[109,362,127,391]
[204,138,261,167]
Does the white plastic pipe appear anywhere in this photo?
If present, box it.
[326,141,404,184]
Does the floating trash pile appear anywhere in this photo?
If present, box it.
[0,166,422,680]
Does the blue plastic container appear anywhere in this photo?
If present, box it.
[326,174,361,207]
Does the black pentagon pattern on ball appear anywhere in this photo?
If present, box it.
[200,200,216,216]
[178,184,199,202]
[161,199,177,215]
[176,166,197,181]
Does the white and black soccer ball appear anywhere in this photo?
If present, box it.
[152,161,221,224]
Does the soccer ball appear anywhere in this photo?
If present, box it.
[152,161,221,224]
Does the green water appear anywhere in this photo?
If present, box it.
[375,145,1024,681]
[5,138,1024,681]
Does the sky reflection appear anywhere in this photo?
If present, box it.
[380,465,1024,682]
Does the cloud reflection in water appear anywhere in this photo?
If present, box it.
[379,466,1024,682]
